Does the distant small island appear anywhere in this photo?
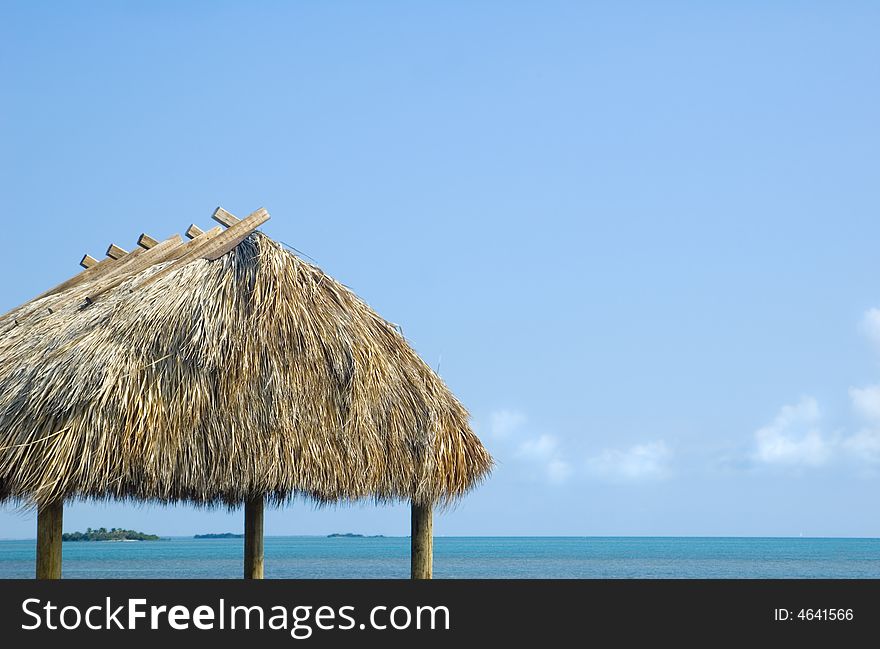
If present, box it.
[62,527,159,542]
[328,533,385,538]
[194,532,244,539]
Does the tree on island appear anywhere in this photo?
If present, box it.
[62,527,159,541]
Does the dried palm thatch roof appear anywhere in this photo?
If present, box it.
[0,207,491,509]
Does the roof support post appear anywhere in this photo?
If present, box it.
[411,502,432,579]
[244,495,264,579]
[36,500,63,579]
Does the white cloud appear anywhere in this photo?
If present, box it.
[849,385,880,422]
[517,434,559,460]
[861,308,880,353]
[750,391,880,468]
[517,434,572,484]
[585,441,672,482]
[546,459,574,484]
[489,410,526,439]
[845,386,880,464]
[753,397,832,467]
[843,429,880,463]
[487,410,672,486]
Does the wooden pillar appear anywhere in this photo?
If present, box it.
[36,500,63,580]
[244,495,264,579]
[411,502,433,579]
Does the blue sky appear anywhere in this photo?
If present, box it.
[2,1,880,538]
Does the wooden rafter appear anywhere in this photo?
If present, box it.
[212,206,240,228]
[85,235,185,304]
[106,244,128,260]
[37,251,130,301]
[137,233,160,250]
[35,206,269,306]
[136,208,269,290]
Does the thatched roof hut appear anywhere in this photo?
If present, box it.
[0,207,491,579]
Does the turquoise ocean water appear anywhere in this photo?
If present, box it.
[1,537,878,579]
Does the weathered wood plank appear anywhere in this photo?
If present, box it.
[169,225,223,260]
[137,209,269,290]
[137,233,160,249]
[121,226,223,293]
[89,246,147,283]
[85,235,186,304]
[80,255,99,269]
[106,244,128,260]
[212,206,240,228]
[36,254,128,301]
[185,224,204,240]
[204,209,269,261]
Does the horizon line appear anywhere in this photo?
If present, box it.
[2,534,880,542]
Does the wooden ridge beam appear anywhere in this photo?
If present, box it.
[91,246,147,281]
[85,227,226,304]
[204,209,268,260]
[85,234,186,304]
[114,225,223,294]
[166,225,223,262]
[70,220,219,305]
[36,248,132,301]
[136,208,269,290]
[30,205,268,310]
